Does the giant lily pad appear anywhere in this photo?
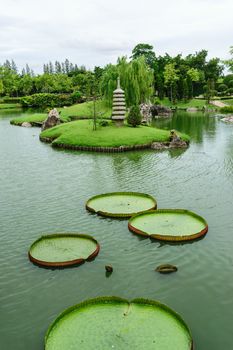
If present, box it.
[129,209,208,241]
[86,192,157,218]
[45,297,193,350]
[28,233,100,267]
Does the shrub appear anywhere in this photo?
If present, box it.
[21,93,74,108]
[71,90,83,103]
[99,120,109,127]
[220,106,233,114]
[218,84,228,92]
[127,105,142,127]
[227,88,233,95]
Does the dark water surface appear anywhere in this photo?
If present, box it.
[0,110,233,349]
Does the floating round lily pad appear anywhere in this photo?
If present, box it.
[28,233,100,267]
[45,297,193,350]
[86,192,157,218]
[128,209,208,241]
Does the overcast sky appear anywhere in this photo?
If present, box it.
[0,0,232,72]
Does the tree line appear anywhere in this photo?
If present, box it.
[0,45,233,106]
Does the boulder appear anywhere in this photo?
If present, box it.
[150,105,172,118]
[21,122,32,127]
[140,103,152,124]
[41,108,60,131]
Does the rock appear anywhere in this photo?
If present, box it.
[150,105,172,118]
[169,130,188,148]
[221,115,233,123]
[105,265,113,277]
[41,108,60,131]
[151,142,169,150]
[186,107,198,112]
[21,122,32,127]
[169,139,188,148]
[105,265,113,273]
[140,103,152,124]
[156,264,178,274]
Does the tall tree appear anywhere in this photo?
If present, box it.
[223,46,233,72]
[131,43,156,68]
[164,63,179,103]
[187,68,200,98]
[101,56,153,107]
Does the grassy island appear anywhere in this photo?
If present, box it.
[10,113,47,126]
[40,119,190,151]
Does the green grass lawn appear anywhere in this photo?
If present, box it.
[221,99,233,105]
[0,103,22,109]
[59,100,111,120]
[158,98,213,109]
[10,113,48,125]
[40,119,190,148]
[10,100,111,126]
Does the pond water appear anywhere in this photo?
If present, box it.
[0,110,233,350]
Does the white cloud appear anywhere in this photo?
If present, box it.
[0,0,232,72]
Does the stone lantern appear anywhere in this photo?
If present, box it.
[112,77,126,126]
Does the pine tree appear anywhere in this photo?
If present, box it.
[11,60,18,73]
[49,61,54,74]
[26,64,31,75]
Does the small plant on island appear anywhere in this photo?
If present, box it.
[127,105,142,127]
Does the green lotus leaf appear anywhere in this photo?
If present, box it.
[28,233,100,267]
[86,192,157,218]
[129,209,208,241]
[45,296,193,350]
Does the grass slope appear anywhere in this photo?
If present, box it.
[0,103,21,109]
[40,120,190,148]
[221,99,233,106]
[10,113,48,125]
[59,100,111,120]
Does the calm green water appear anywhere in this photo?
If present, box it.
[0,110,233,350]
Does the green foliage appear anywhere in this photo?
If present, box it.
[220,105,233,113]
[223,46,233,72]
[131,43,156,68]
[21,93,75,108]
[218,84,228,92]
[164,63,179,102]
[127,105,142,127]
[101,56,153,107]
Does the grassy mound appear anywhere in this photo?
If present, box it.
[59,100,111,120]
[40,119,190,149]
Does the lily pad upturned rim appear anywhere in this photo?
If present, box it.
[86,191,157,218]
[45,296,193,349]
[128,209,208,242]
[28,233,100,268]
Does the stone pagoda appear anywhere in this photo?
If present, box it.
[112,77,126,126]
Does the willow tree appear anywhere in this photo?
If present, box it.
[100,56,154,107]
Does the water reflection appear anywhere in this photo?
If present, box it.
[153,111,217,143]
